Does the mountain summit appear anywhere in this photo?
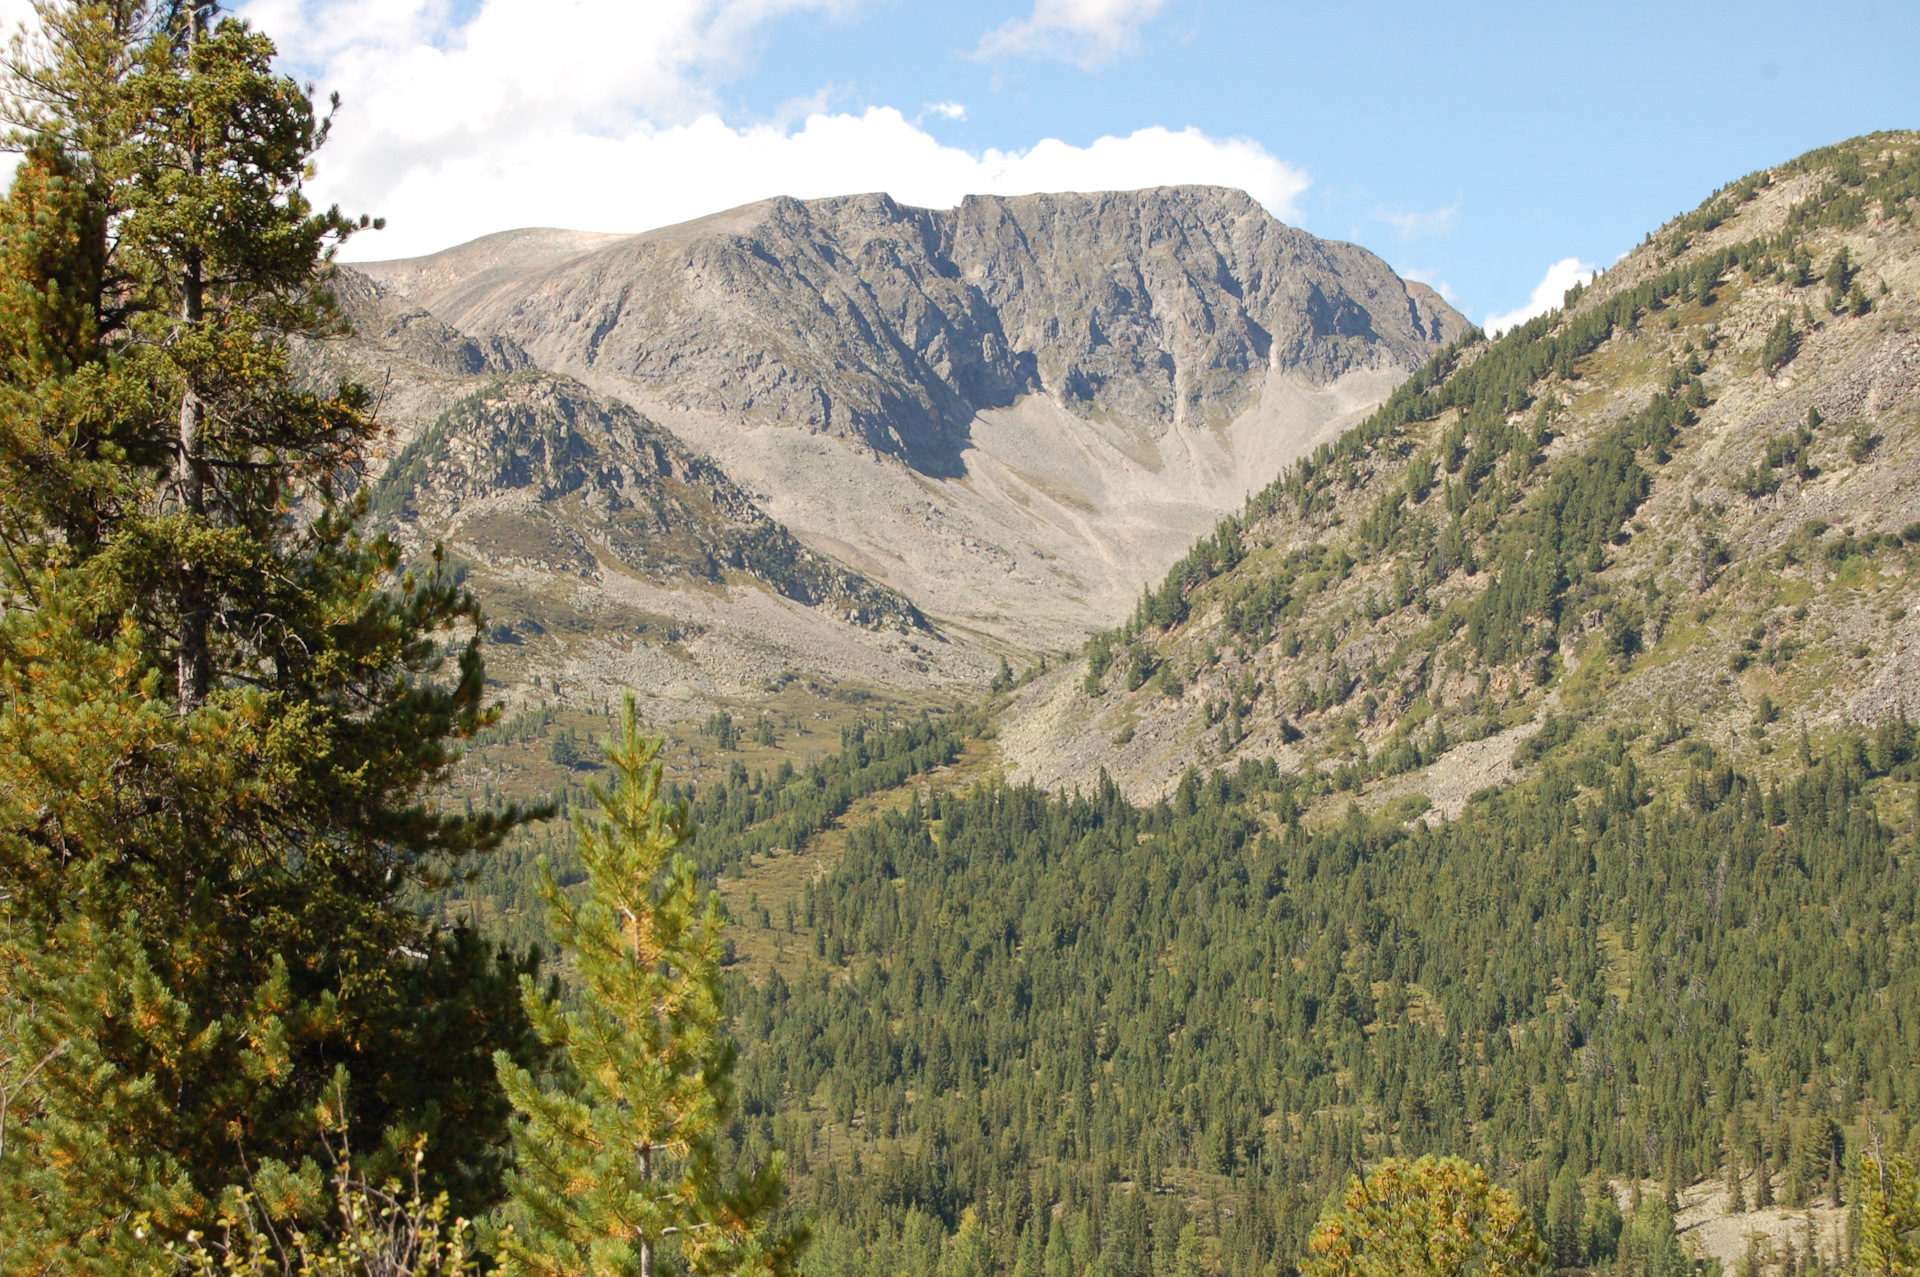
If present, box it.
[360,188,1460,477]
[352,187,1465,662]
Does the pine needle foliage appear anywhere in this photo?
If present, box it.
[494,696,805,1277]
[173,1085,488,1277]
[1859,1154,1920,1277]
[0,3,546,1266]
[1304,1156,1547,1277]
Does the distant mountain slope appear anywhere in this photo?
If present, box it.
[327,266,533,379]
[372,369,924,633]
[362,188,1460,472]
[999,133,1920,802]
[356,189,1466,649]
[299,270,981,721]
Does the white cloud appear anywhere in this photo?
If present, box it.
[1484,257,1594,336]
[924,100,968,121]
[336,111,1310,260]
[230,0,1305,260]
[974,0,1165,70]
[1372,202,1459,239]
[245,0,855,126]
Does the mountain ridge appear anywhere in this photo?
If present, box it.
[352,186,1466,656]
[357,186,1462,473]
[298,267,988,723]
[371,368,927,633]
[997,133,1920,804]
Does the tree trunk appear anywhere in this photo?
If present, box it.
[176,379,205,713]
[638,1143,654,1277]
[175,5,207,715]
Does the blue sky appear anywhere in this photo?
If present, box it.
[238,0,1920,329]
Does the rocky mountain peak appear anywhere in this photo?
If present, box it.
[357,187,1467,476]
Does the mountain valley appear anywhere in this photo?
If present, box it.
[19,3,1920,1273]
[331,187,1463,726]
[350,137,1920,1277]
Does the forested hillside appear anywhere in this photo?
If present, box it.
[668,134,1920,1277]
[714,720,1917,1277]
[1001,133,1920,809]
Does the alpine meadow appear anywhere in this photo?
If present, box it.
[4,4,1920,1277]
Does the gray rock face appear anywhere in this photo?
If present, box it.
[326,267,531,378]
[359,189,1465,476]
[349,187,1465,658]
[293,266,976,725]
[373,370,925,632]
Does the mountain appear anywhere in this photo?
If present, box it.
[370,370,917,629]
[306,270,978,718]
[354,187,1467,653]
[996,133,1920,807]
[424,136,1920,1277]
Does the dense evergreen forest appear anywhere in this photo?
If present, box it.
[436,713,975,952]
[716,721,1920,1277]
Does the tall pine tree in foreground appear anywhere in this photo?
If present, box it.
[0,3,543,1269]
[495,698,805,1277]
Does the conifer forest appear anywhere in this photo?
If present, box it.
[4,4,1920,1277]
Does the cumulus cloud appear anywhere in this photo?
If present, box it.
[230,0,1304,260]
[336,112,1308,260]
[245,0,850,126]
[1484,257,1595,336]
[974,0,1165,70]
[924,101,968,121]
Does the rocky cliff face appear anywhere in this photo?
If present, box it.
[300,269,977,724]
[327,267,532,378]
[362,188,1461,473]
[355,188,1465,651]
[373,370,924,632]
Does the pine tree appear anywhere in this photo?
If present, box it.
[0,2,543,1264]
[1728,1146,1748,1214]
[1304,1156,1547,1277]
[1545,1165,1585,1268]
[1858,1154,1920,1276]
[1761,313,1798,373]
[494,697,805,1277]
[1615,1196,1688,1277]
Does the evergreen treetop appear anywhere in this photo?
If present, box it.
[1304,1156,1547,1277]
[495,696,804,1277]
